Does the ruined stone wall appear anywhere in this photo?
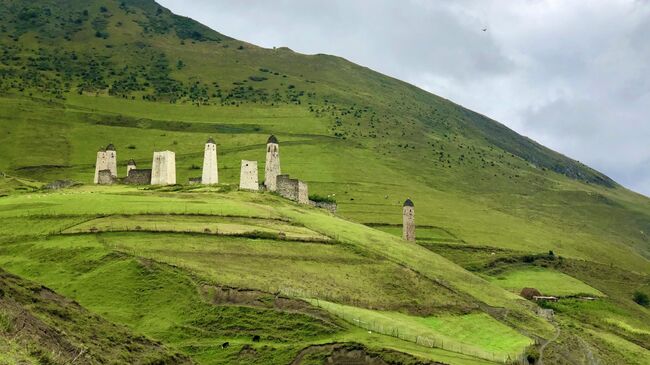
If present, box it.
[239,160,258,191]
[124,169,152,185]
[264,142,281,191]
[201,142,218,184]
[97,169,117,185]
[188,177,201,185]
[309,201,337,213]
[151,151,176,185]
[277,174,298,201]
[403,206,415,241]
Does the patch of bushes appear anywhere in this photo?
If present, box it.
[633,291,649,307]
[309,194,336,204]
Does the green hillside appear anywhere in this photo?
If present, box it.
[0,0,648,364]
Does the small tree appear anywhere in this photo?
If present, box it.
[633,291,649,307]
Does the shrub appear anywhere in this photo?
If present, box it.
[309,194,336,204]
[633,291,649,307]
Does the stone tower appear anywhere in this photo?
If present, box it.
[201,137,218,184]
[239,160,259,191]
[151,151,176,185]
[403,199,415,242]
[264,135,281,191]
[127,159,137,176]
[93,144,117,184]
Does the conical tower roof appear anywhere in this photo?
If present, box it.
[127,159,136,166]
[403,198,414,207]
[267,135,278,144]
[206,137,216,144]
[106,143,116,151]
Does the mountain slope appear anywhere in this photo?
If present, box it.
[0,0,649,364]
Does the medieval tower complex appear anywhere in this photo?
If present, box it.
[403,199,415,241]
[240,160,259,191]
[151,151,176,185]
[201,137,219,184]
[93,144,117,184]
[264,135,281,191]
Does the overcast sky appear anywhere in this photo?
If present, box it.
[160,0,650,196]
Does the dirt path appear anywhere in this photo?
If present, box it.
[538,322,561,365]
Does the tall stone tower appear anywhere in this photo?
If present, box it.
[93,144,117,184]
[201,137,218,184]
[403,199,415,242]
[239,160,259,191]
[264,135,281,191]
[151,151,176,185]
[127,159,137,176]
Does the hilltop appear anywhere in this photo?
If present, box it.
[0,0,648,364]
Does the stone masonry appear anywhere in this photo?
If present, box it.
[93,144,117,184]
[264,135,281,191]
[124,169,152,185]
[97,169,117,185]
[277,174,309,204]
[201,137,218,184]
[239,160,259,191]
[151,151,176,185]
[403,199,415,241]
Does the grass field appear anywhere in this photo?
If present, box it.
[488,267,604,297]
[309,300,533,363]
[0,185,552,364]
[0,0,648,362]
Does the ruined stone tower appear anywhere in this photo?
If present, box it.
[403,199,415,242]
[93,144,117,184]
[201,137,218,184]
[239,160,259,191]
[264,135,281,191]
[151,151,176,185]
[127,159,137,176]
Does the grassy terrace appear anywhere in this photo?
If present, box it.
[0,184,552,364]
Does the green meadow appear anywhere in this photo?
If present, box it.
[0,0,648,363]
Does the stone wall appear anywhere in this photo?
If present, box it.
[188,177,201,185]
[402,205,415,241]
[151,151,176,185]
[277,174,298,201]
[277,174,309,205]
[124,169,152,185]
[239,160,259,191]
[97,169,117,185]
[309,200,337,213]
[264,142,281,191]
[201,142,218,184]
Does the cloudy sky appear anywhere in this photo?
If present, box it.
[160,0,650,196]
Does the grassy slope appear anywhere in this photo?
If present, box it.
[0,0,648,363]
[0,267,189,364]
[0,185,549,364]
[0,0,647,274]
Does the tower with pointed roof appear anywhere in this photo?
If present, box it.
[94,144,117,184]
[403,198,415,242]
[201,137,218,184]
[264,135,281,191]
[127,159,137,176]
